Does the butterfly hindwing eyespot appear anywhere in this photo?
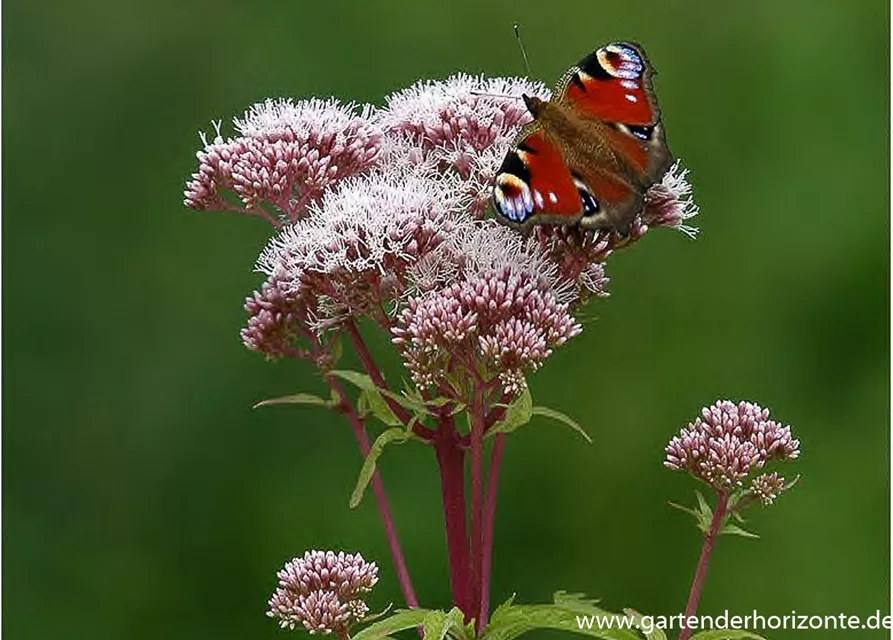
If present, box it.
[493,173,535,223]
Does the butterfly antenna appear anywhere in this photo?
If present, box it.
[513,23,532,76]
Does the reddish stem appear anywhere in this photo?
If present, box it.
[479,433,506,628]
[329,377,419,610]
[678,492,728,640]
[433,417,472,618]
[345,320,434,442]
[469,383,486,632]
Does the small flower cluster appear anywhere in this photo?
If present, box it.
[184,99,382,223]
[184,75,698,393]
[267,550,378,636]
[254,169,471,333]
[393,262,581,393]
[665,400,800,497]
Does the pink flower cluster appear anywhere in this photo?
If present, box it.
[254,170,470,334]
[184,99,382,223]
[267,550,378,635]
[184,75,699,392]
[393,265,581,393]
[665,400,800,493]
[240,268,317,359]
[380,74,549,214]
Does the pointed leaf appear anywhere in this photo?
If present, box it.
[449,402,467,416]
[352,609,431,640]
[482,593,641,640]
[423,608,467,640]
[668,501,700,519]
[694,491,715,532]
[695,491,712,519]
[253,393,330,409]
[329,337,344,366]
[360,388,402,427]
[350,428,414,508]
[331,370,431,418]
[488,390,533,436]
[361,604,394,624]
[531,405,591,443]
[623,609,667,640]
[720,523,760,539]
[378,385,431,415]
[329,369,378,392]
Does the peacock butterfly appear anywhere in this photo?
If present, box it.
[492,42,672,234]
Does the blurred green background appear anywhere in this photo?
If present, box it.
[5,0,890,638]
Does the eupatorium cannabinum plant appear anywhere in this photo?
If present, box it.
[184,71,797,640]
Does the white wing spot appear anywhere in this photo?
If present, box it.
[549,192,558,204]
[533,189,544,209]
[625,94,637,102]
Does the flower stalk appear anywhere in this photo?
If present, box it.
[329,375,419,610]
[678,491,728,640]
[433,418,471,615]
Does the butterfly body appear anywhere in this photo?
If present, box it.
[492,42,672,233]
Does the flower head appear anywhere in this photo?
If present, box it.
[241,267,319,359]
[664,400,799,492]
[380,75,549,214]
[393,257,581,394]
[267,550,378,635]
[255,169,472,333]
[184,98,382,223]
[750,471,789,505]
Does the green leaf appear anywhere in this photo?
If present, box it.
[422,608,468,640]
[488,390,533,437]
[623,609,667,640]
[352,609,431,640]
[694,491,715,532]
[785,474,802,491]
[689,631,766,640]
[329,337,344,366]
[350,427,414,508]
[330,369,432,421]
[530,405,591,443]
[360,388,402,427]
[361,604,394,624]
[695,491,712,519]
[253,393,330,409]
[329,369,379,392]
[719,523,760,539]
[481,592,641,640]
[449,402,467,416]
[668,501,700,519]
[378,385,431,415]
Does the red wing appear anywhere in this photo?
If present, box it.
[555,41,659,126]
[556,41,673,187]
[492,125,584,228]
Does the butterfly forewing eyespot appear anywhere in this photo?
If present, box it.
[596,43,644,79]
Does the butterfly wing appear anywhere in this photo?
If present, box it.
[553,42,673,231]
[492,123,593,230]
